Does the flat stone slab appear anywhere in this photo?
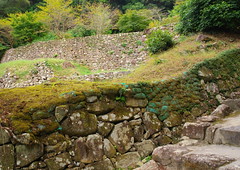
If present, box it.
[152,144,240,170]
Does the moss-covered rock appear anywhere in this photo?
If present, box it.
[45,152,72,170]
[98,106,135,122]
[0,144,15,170]
[164,113,183,128]
[32,111,52,120]
[16,144,44,167]
[142,112,163,136]
[108,122,134,154]
[86,101,115,115]
[61,111,97,136]
[97,122,114,137]
[74,134,104,163]
[55,105,69,122]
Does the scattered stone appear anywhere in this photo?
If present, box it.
[135,140,155,158]
[115,152,141,169]
[198,67,214,80]
[108,122,134,154]
[104,139,116,158]
[16,144,44,167]
[61,111,97,136]
[74,134,103,163]
[196,34,212,42]
[55,105,69,122]
[0,144,15,170]
[142,112,162,136]
[45,152,72,170]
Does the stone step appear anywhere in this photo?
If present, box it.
[152,144,240,170]
[183,113,240,147]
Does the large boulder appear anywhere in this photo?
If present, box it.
[61,111,97,136]
[16,144,44,167]
[74,134,104,163]
[45,152,72,170]
[108,122,134,154]
[0,144,15,170]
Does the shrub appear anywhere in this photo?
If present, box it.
[177,0,240,34]
[117,10,151,33]
[10,12,46,45]
[68,25,96,37]
[145,30,174,54]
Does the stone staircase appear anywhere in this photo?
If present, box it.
[136,101,240,170]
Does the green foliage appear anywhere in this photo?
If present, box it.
[68,25,96,37]
[0,0,30,16]
[117,10,151,33]
[10,12,46,45]
[145,30,174,54]
[177,0,240,34]
[32,32,57,42]
[122,2,145,11]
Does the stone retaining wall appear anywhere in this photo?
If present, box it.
[1,32,147,71]
[0,49,240,169]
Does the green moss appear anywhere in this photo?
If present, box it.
[11,120,32,134]
[32,119,59,135]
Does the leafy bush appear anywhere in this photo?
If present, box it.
[10,12,46,45]
[145,29,174,54]
[177,0,240,34]
[117,10,151,33]
[68,25,96,37]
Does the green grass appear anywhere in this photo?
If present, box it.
[111,33,240,83]
[0,58,92,79]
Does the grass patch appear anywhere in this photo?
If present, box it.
[0,58,92,79]
[112,33,240,83]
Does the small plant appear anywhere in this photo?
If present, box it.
[121,43,127,47]
[136,40,142,46]
[154,59,166,65]
[128,49,134,55]
[116,96,126,103]
[108,50,114,55]
[145,30,174,54]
